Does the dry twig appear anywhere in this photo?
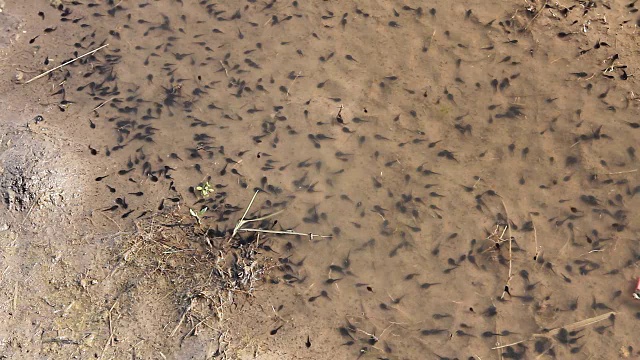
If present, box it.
[230,190,331,240]
[499,198,514,300]
[98,300,118,360]
[522,0,549,31]
[25,44,109,84]
[491,311,615,350]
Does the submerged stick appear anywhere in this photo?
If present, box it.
[600,169,638,175]
[542,311,615,335]
[491,311,615,350]
[25,44,109,84]
[499,198,514,300]
[286,71,301,97]
[240,209,285,225]
[522,0,549,31]
[239,228,332,240]
[92,96,116,112]
[230,190,260,239]
[492,339,528,350]
[230,190,332,240]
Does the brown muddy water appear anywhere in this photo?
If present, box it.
[2,0,640,359]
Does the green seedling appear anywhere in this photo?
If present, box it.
[189,207,208,225]
[196,181,213,197]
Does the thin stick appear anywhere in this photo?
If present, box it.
[12,282,18,314]
[181,314,213,341]
[95,210,123,232]
[500,198,513,299]
[21,192,44,225]
[600,169,638,175]
[542,311,614,335]
[532,219,540,259]
[493,303,504,360]
[92,97,116,112]
[535,344,554,359]
[286,71,301,97]
[240,191,259,224]
[240,209,284,224]
[219,60,229,78]
[522,0,549,31]
[230,190,332,240]
[239,228,332,239]
[171,299,193,337]
[491,311,615,350]
[492,339,528,350]
[25,44,109,84]
[425,30,436,52]
[231,190,260,239]
[98,300,118,360]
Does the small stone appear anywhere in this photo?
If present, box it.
[620,345,630,358]
[12,70,24,84]
[0,223,8,231]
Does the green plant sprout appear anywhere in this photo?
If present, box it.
[195,181,213,197]
[189,207,208,225]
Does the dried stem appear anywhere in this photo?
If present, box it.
[230,190,261,239]
[25,44,109,84]
[500,198,514,300]
[600,169,638,175]
[286,71,301,97]
[98,300,118,360]
[522,0,549,31]
[171,298,194,337]
[491,311,615,350]
[532,219,540,259]
[239,228,332,240]
[230,190,331,240]
[92,97,116,112]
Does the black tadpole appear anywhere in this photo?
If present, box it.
[269,325,283,335]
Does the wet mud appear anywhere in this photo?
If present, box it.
[1,0,640,359]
